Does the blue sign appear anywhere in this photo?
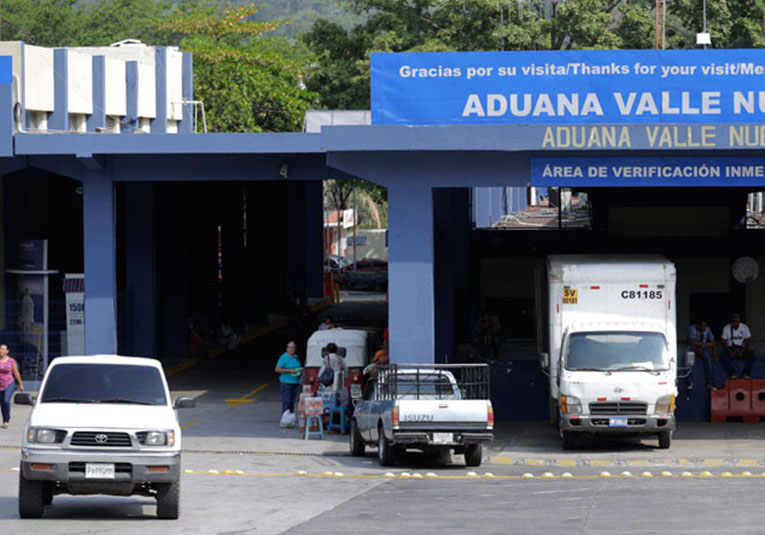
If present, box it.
[0,56,11,84]
[531,157,765,187]
[371,50,765,126]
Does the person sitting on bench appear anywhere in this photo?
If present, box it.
[720,313,755,380]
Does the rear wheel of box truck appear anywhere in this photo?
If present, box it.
[658,431,672,449]
[549,397,559,425]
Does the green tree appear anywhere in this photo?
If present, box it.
[162,1,317,132]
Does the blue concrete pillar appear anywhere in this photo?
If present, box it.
[388,182,434,364]
[180,52,194,134]
[151,47,167,134]
[473,187,491,228]
[87,56,106,132]
[490,187,503,223]
[82,174,117,354]
[124,183,156,356]
[0,73,14,156]
[49,49,69,131]
[122,61,138,133]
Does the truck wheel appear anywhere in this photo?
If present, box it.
[18,472,44,518]
[378,428,396,466]
[156,479,180,520]
[560,430,576,450]
[350,419,365,456]
[464,444,483,467]
[549,397,559,426]
[43,483,53,506]
[658,431,672,449]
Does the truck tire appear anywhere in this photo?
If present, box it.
[560,430,576,450]
[155,479,180,520]
[18,472,44,519]
[658,431,672,449]
[350,419,365,456]
[464,444,483,467]
[549,397,559,426]
[378,427,396,466]
[43,483,53,506]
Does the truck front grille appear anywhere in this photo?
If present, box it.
[70,432,132,447]
[588,402,648,415]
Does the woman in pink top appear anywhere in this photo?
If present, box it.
[0,344,23,428]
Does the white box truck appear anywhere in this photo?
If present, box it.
[539,255,691,450]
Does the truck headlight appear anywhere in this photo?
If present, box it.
[145,431,175,447]
[27,428,63,444]
[655,395,675,414]
[561,395,582,415]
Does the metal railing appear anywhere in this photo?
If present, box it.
[375,363,490,401]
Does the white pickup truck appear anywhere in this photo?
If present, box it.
[349,364,494,467]
[15,355,195,519]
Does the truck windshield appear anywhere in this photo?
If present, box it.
[565,332,668,372]
[40,364,168,405]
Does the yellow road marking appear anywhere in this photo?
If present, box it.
[492,457,513,464]
[523,459,545,466]
[626,460,649,467]
[554,459,577,467]
[225,383,271,408]
[702,459,723,467]
[737,459,757,467]
[590,460,611,467]
[181,419,202,430]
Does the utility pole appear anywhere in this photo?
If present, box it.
[655,0,666,49]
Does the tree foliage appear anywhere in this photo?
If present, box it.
[161,1,317,133]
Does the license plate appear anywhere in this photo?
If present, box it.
[432,432,454,445]
[85,463,115,479]
[609,417,628,428]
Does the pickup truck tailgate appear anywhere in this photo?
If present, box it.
[398,400,490,429]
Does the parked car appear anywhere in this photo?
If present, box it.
[325,254,351,272]
[342,258,388,272]
[350,364,494,467]
[16,355,195,519]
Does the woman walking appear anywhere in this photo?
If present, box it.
[274,341,302,418]
[0,344,23,428]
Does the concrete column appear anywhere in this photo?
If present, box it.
[87,56,106,132]
[151,47,167,134]
[0,64,14,155]
[124,183,156,356]
[180,52,194,134]
[473,187,491,228]
[49,49,69,131]
[82,174,117,354]
[490,187,503,223]
[122,61,138,133]
[388,182,434,364]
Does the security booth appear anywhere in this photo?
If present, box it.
[324,48,765,421]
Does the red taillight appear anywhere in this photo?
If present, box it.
[487,404,494,428]
[392,404,399,428]
[639,284,648,288]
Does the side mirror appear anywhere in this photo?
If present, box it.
[14,392,33,405]
[684,351,695,369]
[174,396,196,409]
[539,352,550,369]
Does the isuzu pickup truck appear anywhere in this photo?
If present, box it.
[349,364,494,467]
[15,355,195,519]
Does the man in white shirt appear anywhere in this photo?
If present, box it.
[720,313,755,379]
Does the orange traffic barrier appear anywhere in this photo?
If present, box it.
[711,379,764,423]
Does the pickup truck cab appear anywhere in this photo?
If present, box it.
[349,364,493,467]
[16,355,195,519]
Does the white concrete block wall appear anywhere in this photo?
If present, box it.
[104,57,126,117]
[166,48,184,121]
[67,50,93,115]
[24,45,54,112]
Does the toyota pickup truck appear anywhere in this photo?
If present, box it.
[15,355,195,519]
[349,364,494,467]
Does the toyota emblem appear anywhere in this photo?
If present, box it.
[613,387,624,394]
[94,433,108,444]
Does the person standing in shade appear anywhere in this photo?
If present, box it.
[720,313,756,379]
[687,320,719,390]
[0,344,23,428]
[274,341,302,416]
